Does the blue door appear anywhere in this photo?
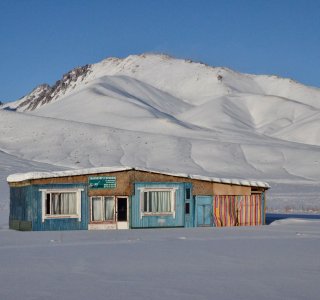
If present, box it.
[195,196,213,227]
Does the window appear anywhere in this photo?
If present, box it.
[186,188,191,200]
[46,192,77,215]
[141,188,176,216]
[41,188,83,222]
[91,196,115,222]
[185,202,190,214]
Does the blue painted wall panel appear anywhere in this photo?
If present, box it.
[184,183,194,228]
[10,183,88,231]
[33,184,88,231]
[195,196,213,227]
[9,186,33,222]
[131,182,189,228]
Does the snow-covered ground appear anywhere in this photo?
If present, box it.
[0,219,319,300]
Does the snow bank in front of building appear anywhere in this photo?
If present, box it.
[0,223,320,300]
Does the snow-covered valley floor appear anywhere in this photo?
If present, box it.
[0,220,319,300]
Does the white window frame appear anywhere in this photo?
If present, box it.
[139,188,177,218]
[90,196,115,223]
[40,188,83,222]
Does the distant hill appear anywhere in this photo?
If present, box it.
[1,53,320,213]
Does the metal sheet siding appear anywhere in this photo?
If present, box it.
[213,194,265,227]
[9,186,33,223]
[32,184,88,231]
[184,183,193,228]
[131,182,187,228]
[195,196,213,227]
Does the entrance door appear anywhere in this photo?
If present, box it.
[195,196,213,227]
[116,197,129,229]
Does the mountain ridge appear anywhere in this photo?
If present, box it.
[3,53,320,146]
[4,53,320,110]
[1,53,320,212]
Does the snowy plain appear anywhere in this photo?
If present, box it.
[0,219,320,300]
[0,53,320,299]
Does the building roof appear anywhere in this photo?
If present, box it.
[7,166,270,188]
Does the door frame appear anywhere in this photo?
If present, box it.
[116,196,129,229]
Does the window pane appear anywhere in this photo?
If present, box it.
[186,188,191,200]
[147,191,171,213]
[104,197,114,221]
[44,190,80,218]
[46,193,51,214]
[157,191,171,212]
[60,192,77,214]
[149,192,155,212]
[185,202,190,214]
[51,193,61,214]
[92,197,102,221]
[143,192,148,212]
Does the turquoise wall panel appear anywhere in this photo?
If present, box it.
[184,183,194,227]
[131,182,190,228]
[195,196,213,227]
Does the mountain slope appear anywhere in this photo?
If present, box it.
[4,53,320,145]
[1,53,320,215]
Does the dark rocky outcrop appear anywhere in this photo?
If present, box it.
[17,64,91,111]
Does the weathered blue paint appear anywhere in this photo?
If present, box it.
[10,179,267,230]
[9,186,33,230]
[10,183,88,231]
[131,182,190,228]
[195,196,213,227]
[184,183,194,228]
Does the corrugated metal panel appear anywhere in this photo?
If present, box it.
[131,182,187,228]
[261,192,266,225]
[214,194,264,227]
[214,196,237,226]
[9,186,33,226]
[237,195,262,226]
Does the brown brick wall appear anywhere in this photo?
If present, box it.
[9,169,255,196]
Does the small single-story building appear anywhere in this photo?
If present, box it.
[7,166,269,231]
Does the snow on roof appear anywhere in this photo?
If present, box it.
[7,166,270,188]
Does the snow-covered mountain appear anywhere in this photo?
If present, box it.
[1,53,320,222]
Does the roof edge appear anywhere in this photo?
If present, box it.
[7,166,270,189]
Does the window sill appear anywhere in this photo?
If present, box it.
[90,220,116,224]
[142,212,175,217]
[44,215,80,220]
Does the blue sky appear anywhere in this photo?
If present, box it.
[1,0,320,102]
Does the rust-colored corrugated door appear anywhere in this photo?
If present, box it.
[237,194,262,226]
[213,196,237,227]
